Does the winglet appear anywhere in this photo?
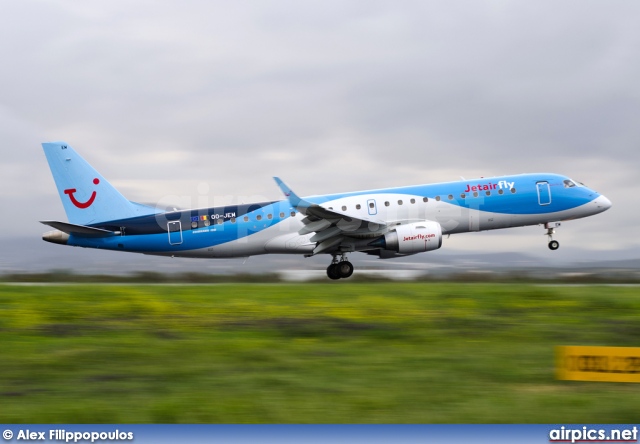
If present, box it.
[273,177,311,211]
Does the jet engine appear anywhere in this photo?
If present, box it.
[369,221,442,254]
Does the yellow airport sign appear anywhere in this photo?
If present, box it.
[556,346,640,383]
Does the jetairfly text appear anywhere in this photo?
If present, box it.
[464,180,515,193]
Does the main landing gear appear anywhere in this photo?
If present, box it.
[545,222,561,250]
[327,254,354,280]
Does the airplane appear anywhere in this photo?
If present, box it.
[41,141,612,279]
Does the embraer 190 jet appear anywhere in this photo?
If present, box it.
[41,142,611,279]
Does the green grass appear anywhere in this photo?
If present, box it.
[0,283,639,423]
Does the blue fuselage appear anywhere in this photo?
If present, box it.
[59,173,610,258]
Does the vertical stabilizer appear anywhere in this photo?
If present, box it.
[42,141,159,225]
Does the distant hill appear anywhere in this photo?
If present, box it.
[2,236,638,276]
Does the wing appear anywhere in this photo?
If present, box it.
[274,177,388,255]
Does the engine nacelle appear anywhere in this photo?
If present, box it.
[370,221,443,254]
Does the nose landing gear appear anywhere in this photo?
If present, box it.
[545,222,561,250]
[327,254,354,280]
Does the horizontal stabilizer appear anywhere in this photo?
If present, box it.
[40,220,116,237]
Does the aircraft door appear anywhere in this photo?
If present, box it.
[536,181,551,205]
[168,221,183,245]
[367,199,377,215]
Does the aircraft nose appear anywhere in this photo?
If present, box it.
[595,195,612,212]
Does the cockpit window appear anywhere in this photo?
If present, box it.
[564,179,587,188]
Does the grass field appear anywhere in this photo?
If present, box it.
[1,282,639,423]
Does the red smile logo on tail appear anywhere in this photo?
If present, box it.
[64,178,99,209]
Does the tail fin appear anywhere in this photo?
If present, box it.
[42,141,160,225]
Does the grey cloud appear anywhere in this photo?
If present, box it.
[0,0,638,257]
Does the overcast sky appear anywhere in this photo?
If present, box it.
[1,1,639,270]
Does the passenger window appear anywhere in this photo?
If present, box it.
[191,221,198,229]
[498,189,504,195]
[230,218,236,223]
[216,219,223,225]
[460,193,466,199]
[267,214,273,220]
[203,220,211,227]
[511,188,516,193]
[410,198,416,204]
[398,200,403,205]
[485,191,491,196]
[342,205,347,211]
[356,204,361,210]
[279,212,284,218]
[290,211,296,217]
[448,195,453,200]
[423,197,428,202]
[243,216,249,222]
[435,196,440,201]
[473,192,478,198]
[369,202,375,209]
[256,215,262,221]
[384,201,390,207]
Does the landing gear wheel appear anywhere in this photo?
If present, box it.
[327,264,341,280]
[336,261,354,279]
[544,222,561,251]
